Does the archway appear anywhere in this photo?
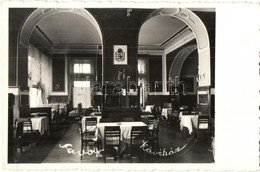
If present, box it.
[143,8,210,88]
[17,8,103,108]
[138,8,211,102]
[19,8,102,48]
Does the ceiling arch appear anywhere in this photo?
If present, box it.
[139,8,211,87]
[19,8,103,48]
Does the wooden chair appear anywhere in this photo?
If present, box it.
[148,120,159,151]
[197,115,210,144]
[130,126,148,163]
[14,121,24,153]
[15,118,39,146]
[79,117,98,160]
[104,126,121,163]
[147,117,156,131]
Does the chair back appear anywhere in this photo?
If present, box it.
[131,126,148,141]
[23,120,33,132]
[16,118,32,132]
[85,117,97,126]
[151,120,159,134]
[81,117,97,137]
[104,126,120,145]
[148,117,156,126]
[198,115,209,129]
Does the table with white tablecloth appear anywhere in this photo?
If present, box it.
[97,122,147,153]
[179,113,198,134]
[24,116,49,135]
[144,105,154,113]
[161,108,172,119]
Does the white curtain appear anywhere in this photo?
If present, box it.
[30,87,43,107]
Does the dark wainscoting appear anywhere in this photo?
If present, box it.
[102,108,142,122]
[147,94,197,110]
[48,96,68,104]
[146,95,171,106]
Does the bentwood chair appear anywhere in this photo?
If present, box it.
[104,126,121,163]
[130,126,148,163]
[197,115,210,144]
[79,117,98,160]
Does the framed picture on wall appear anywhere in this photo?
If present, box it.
[114,45,128,65]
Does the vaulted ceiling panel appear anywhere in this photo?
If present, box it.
[138,15,187,46]
[37,12,101,45]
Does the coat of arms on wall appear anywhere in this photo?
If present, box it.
[113,45,127,65]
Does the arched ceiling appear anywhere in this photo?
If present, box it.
[37,12,101,45]
[138,14,195,54]
[29,10,103,55]
[138,15,187,47]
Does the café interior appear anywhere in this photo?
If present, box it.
[8,8,215,163]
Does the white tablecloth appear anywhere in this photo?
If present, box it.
[68,110,77,117]
[24,117,49,135]
[161,108,172,119]
[144,105,154,113]
[179,113,198,134]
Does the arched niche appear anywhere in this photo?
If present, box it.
[168,44,197,81]
[144,8,210,87]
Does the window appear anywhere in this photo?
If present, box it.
[74,81,91,88]
[74,63,91,74]
[73,61,93,88]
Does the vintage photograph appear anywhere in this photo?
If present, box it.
[7,8,215,164]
